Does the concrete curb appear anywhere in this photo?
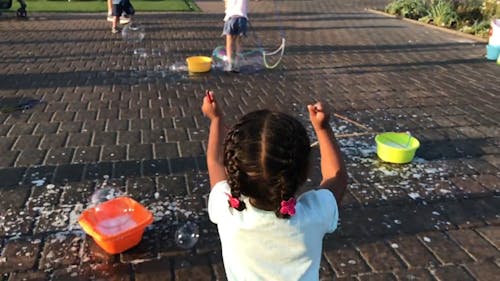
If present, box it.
[365,8,488,43]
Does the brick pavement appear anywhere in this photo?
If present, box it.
[0,0,499,280]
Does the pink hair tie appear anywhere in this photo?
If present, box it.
[280,197,296,216]
[225,192,241,209]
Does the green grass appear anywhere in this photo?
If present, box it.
[2,0,199,12]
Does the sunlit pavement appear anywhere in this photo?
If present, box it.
[0,0,499,280]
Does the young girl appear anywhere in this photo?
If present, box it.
[222,0,249,72]
[201,91,348,280]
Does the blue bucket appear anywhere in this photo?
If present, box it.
[486,44,500,60]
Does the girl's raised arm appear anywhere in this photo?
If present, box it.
[307,102,348,204]
[201,91,227,188]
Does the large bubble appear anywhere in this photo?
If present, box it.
[175,221,200,249]
[122,23,145,43]
[212,46,264,72]
[90,185,125,206]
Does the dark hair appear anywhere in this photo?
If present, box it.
[223,110,311,218]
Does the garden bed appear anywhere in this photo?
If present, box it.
[381,0,499,40]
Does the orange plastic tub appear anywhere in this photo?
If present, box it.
[78,197,153,254]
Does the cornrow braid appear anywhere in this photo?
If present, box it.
[223,110,311,218]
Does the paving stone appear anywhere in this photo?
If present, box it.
[173,254,213,281]
[23,165,56,186]
[58,121,83,133]
[7,123,36,136]
[0,124,12,137]
[431,265,475,281]
[39,233,83,270]
[179,141,204,157]
[118,131,141,145]
[73,146,101,163]
[52,111,75,122]
[33,122,59,135]
[476,226,500,249]
[130,119,151,130]
[126,177,155,201]
[45,147,75,166]
[129,144,153,160]
[209,251,227,281]
[12,135,41,151]
[450,175,491,197]
[448,229,499,261]
[393,268,435,281]
[60,181,95,205]
[388,235,439,268]
[418,231,474,264]
[0,168,25,188]
[357,241,405,271]
[0,137,15,152]
[39,133,68,149]
[324,245,371,278]
[0,208,35,237]
[84,162,114,180]
[0,185,31,211]
[134,258,173,281]
[170,157,198,174]
[114,161,142,178]
[157,175,188,197]
[151,118,174,130]
[15,149,47,167]
[0,151,19,168]
[92,131,117,146]
[165,128,189,142]
[475,174,500,193]
[101,145,127,162]
[0,237,41,273]
[7,271,48,281]
[143,159,170,176]
[141,129,167,144]
[66,132,93,147]
[106,119,129,131]
[120,228,158,264]
[154,143,179,159]
[464,260,500,281]
[357,272,398,281]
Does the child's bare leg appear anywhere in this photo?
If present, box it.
[113,16,119,29]
[235,36,242,56]
[107,0,112,15]
[225,35,234,65]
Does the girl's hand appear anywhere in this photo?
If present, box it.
[307,102,330,131]
[201,90,222,120]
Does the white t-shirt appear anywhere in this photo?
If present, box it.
[208,180,339,281]
[224,0,249,21]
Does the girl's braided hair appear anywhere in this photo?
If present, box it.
[223,110,311,218]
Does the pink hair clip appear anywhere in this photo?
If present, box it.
[225,192,241,209]
[280,197,296,216]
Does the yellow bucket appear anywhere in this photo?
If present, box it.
[375,132,420,164]
[186,56,212,73]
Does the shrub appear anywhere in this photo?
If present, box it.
[385,0,428,19]
[481,0,500,18]
[420,0,459,27]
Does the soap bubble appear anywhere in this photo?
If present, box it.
[211,46,264,72]
[175,221,200,249]
[122,24,145,43]
[90,185,124,206]
[169,62,188,72]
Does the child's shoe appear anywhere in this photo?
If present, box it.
[231,58,240,73]
[107,14,114,22]
[223,62,232,72]
[111,26,122,34]
[120,15,131,25]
